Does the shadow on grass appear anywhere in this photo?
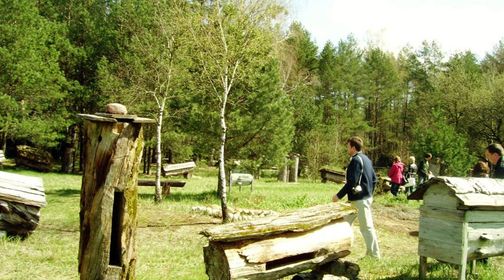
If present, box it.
[381,262,477,280]
[45,188,81,196]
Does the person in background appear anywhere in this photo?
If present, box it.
[388,156,404,196]
[417,153,433,185]
[405,156,418,195]
[485,143,504,178]
[333,136,381,259]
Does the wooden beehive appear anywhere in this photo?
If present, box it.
[0,171,46,237]
[409,177,504,280]
[77,112,153,280]
[201,203,356,280]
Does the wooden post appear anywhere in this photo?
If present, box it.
[289,154,299,183]
[77,104,154,280]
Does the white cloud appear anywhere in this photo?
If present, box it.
[288,0,504,58]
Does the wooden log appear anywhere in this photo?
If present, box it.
[319,168,345,184]
[78,115,146,280]
[201,203,355,242]
[202,203,357,280]
[15,145,54,172]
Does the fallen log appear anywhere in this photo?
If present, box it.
[201,203,356,280]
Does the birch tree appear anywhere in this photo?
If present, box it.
[190,0,286,222]
[98,0,190,203]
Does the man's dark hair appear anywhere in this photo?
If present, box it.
[486,143,504,156]
[347,136,363,151]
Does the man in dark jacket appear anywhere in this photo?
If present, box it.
[485,143,504,178]
[333,136,380,259]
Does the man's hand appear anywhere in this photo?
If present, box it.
[332,194,339,202]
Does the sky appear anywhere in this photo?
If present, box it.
[287,0,504,59]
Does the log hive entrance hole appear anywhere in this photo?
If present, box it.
[110,191,124,266]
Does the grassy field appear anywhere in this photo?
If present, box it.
[1,166,504,279]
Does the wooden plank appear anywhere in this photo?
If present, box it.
[0,172,46,207]
[0,171,44,190]
[459,221,469,280]
[419,216,463,244]
[420,205,465,223]
[77,113,117,123]
[201,203,356,242]
[418,238,463,264]
[137,179,186,188]
[465,211,504,222]
[239,221,352,263]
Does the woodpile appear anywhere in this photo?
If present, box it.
[201,203,357,280]
[15,145,54,172]
[0,171,46,237]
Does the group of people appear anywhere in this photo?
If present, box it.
[332,137,504,260]
[387,153,433,196]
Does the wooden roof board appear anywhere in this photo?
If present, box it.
[0,171,46,207]
[408,177,504,207]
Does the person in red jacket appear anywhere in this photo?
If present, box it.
[388,155,405,196]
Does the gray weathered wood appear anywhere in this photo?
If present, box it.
[415,177,504,280]
[161,161,196,178]
[0,171,45,236]
[0,171,45,207]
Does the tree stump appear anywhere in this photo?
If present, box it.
[77,109,153,280]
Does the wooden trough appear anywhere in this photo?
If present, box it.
[161,161,196,178]
[0,171,46,237]
[201,203,356,280]
[319,168,345,184]
[409,177,504,280]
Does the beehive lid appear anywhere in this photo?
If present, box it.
[408,176,504,207]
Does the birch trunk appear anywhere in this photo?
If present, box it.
[154,98,166,203]
[219,93,229,222]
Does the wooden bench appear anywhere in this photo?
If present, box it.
[161,161,196,178]
[137,179,186,196]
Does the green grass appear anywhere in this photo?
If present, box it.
[1,166,504,279]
